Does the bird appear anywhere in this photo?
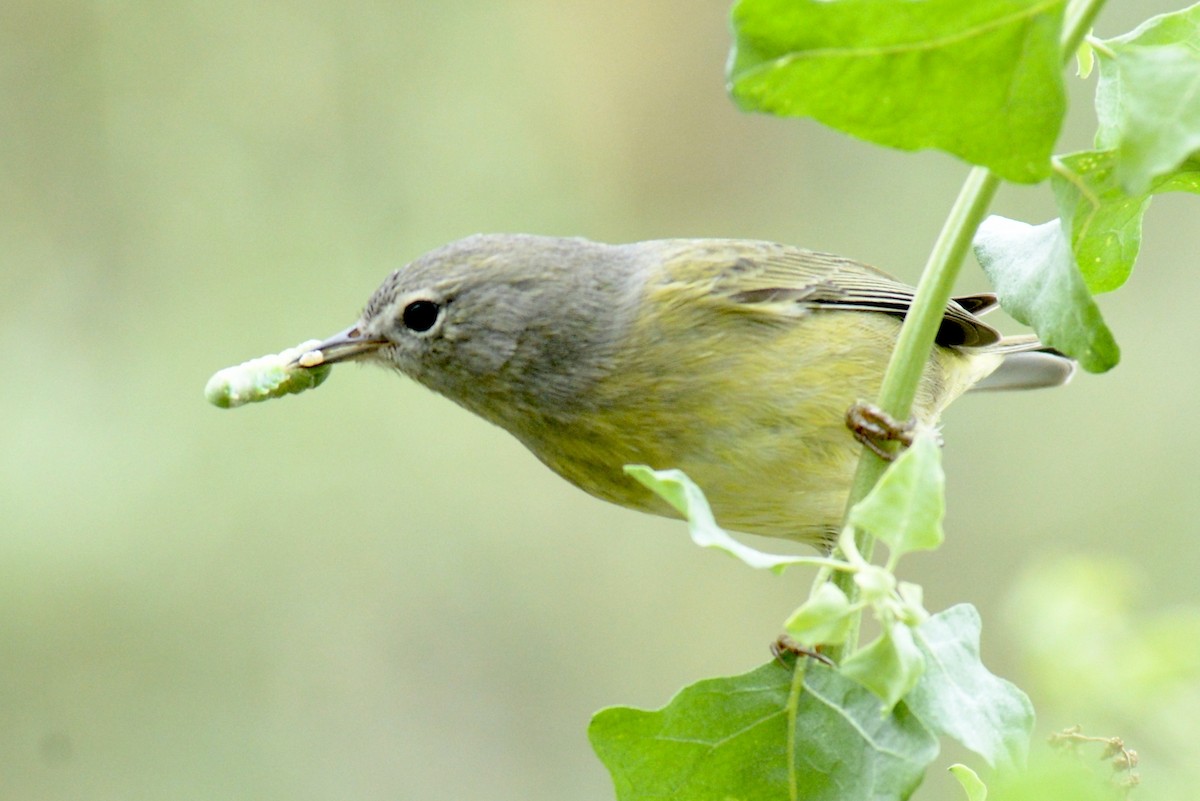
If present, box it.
[295,234,1072,547]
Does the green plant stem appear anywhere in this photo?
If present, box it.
[824,0,1110,664]
[1063,0,1108,54]
[826,167,1000,663]
[842,165,1000,529]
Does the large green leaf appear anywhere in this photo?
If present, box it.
[727,0,1066,183]
[973,215,1119,373]
[590,660,938,801]
[909,605,1035,773]
[1094,5,1200,194]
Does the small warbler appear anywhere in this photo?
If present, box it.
[294,235,1073,545]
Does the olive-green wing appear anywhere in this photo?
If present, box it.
[689,241,1002,348]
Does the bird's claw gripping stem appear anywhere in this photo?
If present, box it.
[845,402,927,461]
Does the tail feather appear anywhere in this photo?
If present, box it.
[972,338,1075,391]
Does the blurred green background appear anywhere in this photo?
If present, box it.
[3,1,1197,799]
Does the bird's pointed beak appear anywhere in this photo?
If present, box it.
[290,325,387,367]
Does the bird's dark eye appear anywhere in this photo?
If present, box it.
[401,299,441,333]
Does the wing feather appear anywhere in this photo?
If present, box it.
[656,240,1002,348]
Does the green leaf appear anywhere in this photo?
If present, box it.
[909,605,1035,773]
[1052,150,1153,293]
[854,563,898,605]
[623,465,812,572]
[973,215,1120,373]
[841,621,926,711]
[785,582,854,646]
[1094,5,1200,194]
[590,660,938,801]
[1053,150,1200,293]
[950,764,989,801]
[727,0,1066,183]
[847,429,944,559]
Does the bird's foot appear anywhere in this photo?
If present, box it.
[845,402,926,461]
[771,634,835,667]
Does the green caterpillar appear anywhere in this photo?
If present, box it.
[205,340,331,409]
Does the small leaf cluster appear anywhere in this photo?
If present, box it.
[976,6,1200,373]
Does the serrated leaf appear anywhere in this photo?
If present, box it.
[1094,6,1200,193]
[973,215,1120,373]
[841,622,926,711]
[727,0,1066,182]
[1053,149,1200,293]
[950,764,989,801]
[847,429,944,559]
[909,605,1035,772]
[590,660,938,801]
[785,582,854,646]
[624,465,809,572]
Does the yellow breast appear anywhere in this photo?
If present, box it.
[510,283,994,544]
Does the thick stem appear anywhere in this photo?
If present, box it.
[826,168,1000,662]
[823,0,1110,663]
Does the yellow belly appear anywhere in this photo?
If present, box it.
[509,309,995,545]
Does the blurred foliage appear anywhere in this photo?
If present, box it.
[1004,556,1200,801]
[1,1,1197,799]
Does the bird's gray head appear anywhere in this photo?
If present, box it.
[310,234,645,426]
